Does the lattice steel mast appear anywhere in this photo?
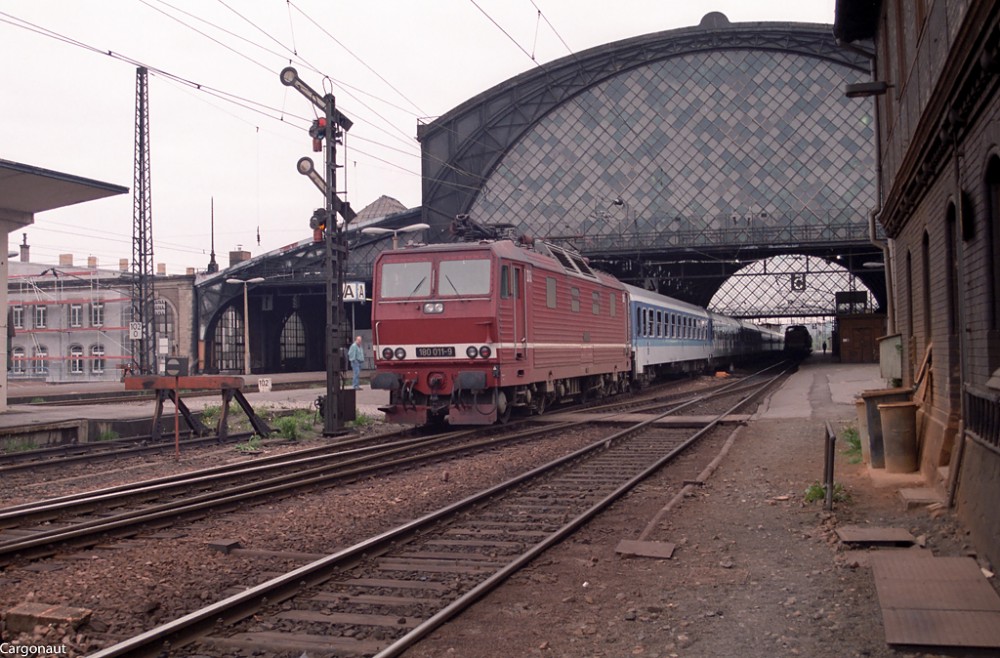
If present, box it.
[131,67,156,373]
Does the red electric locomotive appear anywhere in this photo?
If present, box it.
[370,239,631,424]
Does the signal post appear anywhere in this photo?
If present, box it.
[280,67,356,435]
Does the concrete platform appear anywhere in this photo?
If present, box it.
[0,372,390,442]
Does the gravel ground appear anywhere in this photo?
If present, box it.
[5,370,985,658]
[400,391,987,658]
[0,420,611,655]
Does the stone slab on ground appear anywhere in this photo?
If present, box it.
[614,539,676,559]
[898,486,946,509]
[872,553,1000,648]
[6,601,92,633]
[836,525,915,545]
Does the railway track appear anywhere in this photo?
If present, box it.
[0,423,577,565]
[0,368,783,566]
[0,431,255,474]
[87,366,788,657]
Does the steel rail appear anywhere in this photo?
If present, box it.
[0,422,580,564]
[86,368,788,658]
[0,428,448,517]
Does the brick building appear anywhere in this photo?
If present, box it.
[836,0,1000,567]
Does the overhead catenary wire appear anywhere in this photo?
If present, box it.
[1,6,493,182]
[0,4,492,248]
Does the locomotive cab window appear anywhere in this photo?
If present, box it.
[439,259,491,296]
[546,277,557,308]
[380,262,432,298]
[571,287,580,313]
[592,291,600,315]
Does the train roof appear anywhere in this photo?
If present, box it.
[623,283,709,317]
[375,239,625,287]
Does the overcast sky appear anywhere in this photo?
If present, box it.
[1,0,834,273]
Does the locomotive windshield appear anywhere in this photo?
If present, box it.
[380,261,432,298]
[438,259,491,296]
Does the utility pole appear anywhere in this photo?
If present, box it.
[280,67,356,435]
[131,66,156,374]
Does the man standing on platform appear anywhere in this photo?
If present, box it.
[348,335,364,389]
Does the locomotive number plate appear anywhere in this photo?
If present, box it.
[416,346,455,358]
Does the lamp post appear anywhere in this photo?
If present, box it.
[226,277,265,375]
[361,223,430,249]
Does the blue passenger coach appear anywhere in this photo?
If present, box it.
[625,283,782,383]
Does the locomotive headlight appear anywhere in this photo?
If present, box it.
[422,302,444,314]
[479,345,492,358]
[382,347,394,360]
[466,346,479,359]
[394,347,407,360]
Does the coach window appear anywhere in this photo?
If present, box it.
[500,265,511,299]
[439,259,490,296]
[546,277,557,308]
[592,291,600,315]
[655,310,662,337]
[570,287,580,313]
[380,262,431,298]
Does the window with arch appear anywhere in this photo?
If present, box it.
[986,154,1000,330]
[906,250,914,335]
[280,312,305,364]
[91,344,105,374]
[213,306,243,372]
[922,232,932,342]
[10,347,25,375]
[946,204,958,336]
[33,346,48,376]
[69,345,84,374]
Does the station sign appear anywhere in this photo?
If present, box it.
[343,281,366,302]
